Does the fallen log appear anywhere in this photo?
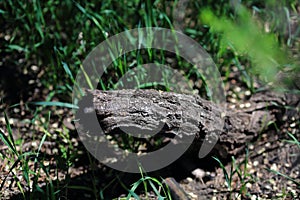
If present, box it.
[77,89,299,159]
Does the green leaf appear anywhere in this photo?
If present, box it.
[7,44,29,52]
[30,101,79,109]
[0,112,18,155]
[62,62,75,82]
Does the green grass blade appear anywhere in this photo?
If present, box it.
[127,178,143,200]
[37,133,47,157]
[268,168,300,187]
[286,132,300,149]
[213,156,230,189]
[30,101,79,109]
[1,112,18,155]
[62,62,75,82]
[0,157,21,190]
[79,64,94,90]
[0,129,17,155]
[6,44,29,53]
[146,178,164,199]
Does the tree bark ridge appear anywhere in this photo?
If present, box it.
[79,89,299,158]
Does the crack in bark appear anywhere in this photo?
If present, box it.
[77,89,299,158]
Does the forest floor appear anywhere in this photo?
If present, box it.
[0,64,299,200]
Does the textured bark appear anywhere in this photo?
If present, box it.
[78,89,299,158]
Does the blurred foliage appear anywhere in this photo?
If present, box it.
[201,6,287,83]
[200,0,299,91]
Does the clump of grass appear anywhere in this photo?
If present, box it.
[0,111,56,199]
[125,165,171,200]
[268,132,300,188]
[213,148,254,199]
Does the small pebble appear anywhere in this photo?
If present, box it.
[31,65,38,71]
[246,162,252,168]
[4,35,11,41]
[257,172,263,178]
[52,123,58,128]
[245,90,251,96]
[253,160,259,166]
[229,98,237,103]
[52,148,58,154]
[192,168,205,179]
[245,102,251,108]
[234,87,241,93]
[269,179,276,185]
[187,192,198,199]
[290,123,296,128]
[276,193,283,197]
[251,195,257,200]
[284,163,290,168]
[31,141,37,147]
[265,184,272,190]
[235,193,241,200]
[230,104,236,109]
[258,147,265,154]
[28,80,35,84]
[16,146,20,152]
[246,182,252,188]
[221,112,226,118]
[186,177,193,183]
[270,163,278,171]
[43,161,50,166]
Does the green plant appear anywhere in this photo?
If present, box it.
[125,165,172,200]
[199,1,299,91]
[0,111,58,199]
[268,132,300,188]
[213,148,254,199]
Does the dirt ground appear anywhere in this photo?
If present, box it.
[0,65,299,200]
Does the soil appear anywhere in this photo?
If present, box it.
[0,63,299,200]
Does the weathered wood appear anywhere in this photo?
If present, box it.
[78,89,299,158]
